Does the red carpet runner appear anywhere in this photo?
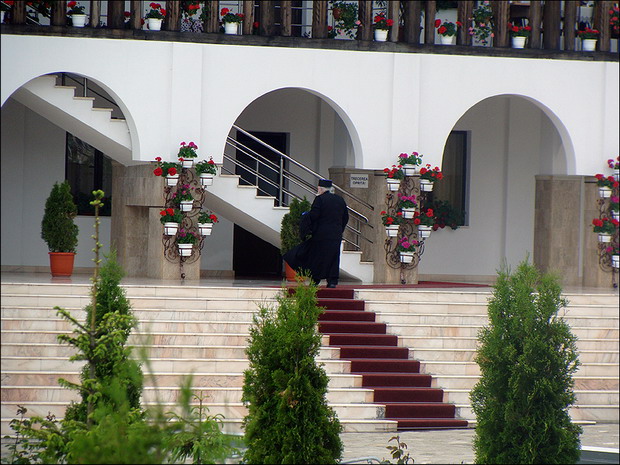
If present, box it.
[315,287,469,430]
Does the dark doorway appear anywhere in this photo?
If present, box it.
[233,131,288,278]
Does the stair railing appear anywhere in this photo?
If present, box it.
[223,125,374,250]
[58,73,124,119]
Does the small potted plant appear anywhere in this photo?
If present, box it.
[469,1,494,46]
[397,236,419,263]
[397,193,417,218]
[383,165,405,191]
[594,173,619,198]
[330,0,360,39]
[607,244,619,269]
[153,157,181,186]
[176,228,199,256]
[577,27,600,51]
[381,210,403,237]
[435,19,462,45]
[609,157,620,181]
[41,181,79,277]
[174,183,195,212]
[159,207,182,235]
[372,11,394,42]
[197,211,218,236]
[178,141,199,169]
[145,2,166,31]
[66,1,87,27]
[220,7,244,35]
[280,197,311,281]
[413,208,435,239]
[508,23,532,48]
[419,164,444,191]
[610,196,619,221]
[592,217,618,242]
[398,151,424,176]
[195,157,218,186]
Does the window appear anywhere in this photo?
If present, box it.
[65,133,113,216]
[432,131,468,226]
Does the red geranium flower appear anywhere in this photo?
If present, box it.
[168,167,177,176]
[153,167,163,176]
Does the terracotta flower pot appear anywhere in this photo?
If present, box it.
[284,261,297,282]
[49,252,76,277]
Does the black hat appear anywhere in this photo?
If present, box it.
[318,179,332,188]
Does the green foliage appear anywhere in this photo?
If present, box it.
[241,279,343,464]
[380,435,415,464]
[330,1,359,39]
[41,180,79,253]
[430,199,464,230]
[470,259,582,464]
[280,197,312,255]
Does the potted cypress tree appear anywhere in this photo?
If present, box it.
[280,197,311,281]
[41,181,79,276]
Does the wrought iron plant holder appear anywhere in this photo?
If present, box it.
[595,181,619,288]
[384,174,429,284]
[162,168,208,279]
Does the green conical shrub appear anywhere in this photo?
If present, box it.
[41,181,78,253]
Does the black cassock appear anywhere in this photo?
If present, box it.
[283,191,349,284]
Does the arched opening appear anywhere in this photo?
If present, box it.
[421,94,574,283]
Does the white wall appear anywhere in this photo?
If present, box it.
[1,99,111,269]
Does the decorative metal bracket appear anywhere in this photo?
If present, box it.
[595,185,619,288]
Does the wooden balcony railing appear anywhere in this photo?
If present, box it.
[2,1,618,54]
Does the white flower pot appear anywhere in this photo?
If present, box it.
[224,22,238,34]
[200,173,214,186]
[511,36,526,48]
[1,11,5,23]
[400,251,414,263]
[420,179,434,192]
[198,223,213,236]
[385,225,399,237]
[387,179,401,192]
[612,254,619,269]
[181,159,194,169]
[401,207,416,219]
[598,233,612,243]
[440,34,455,45]
[180,200,194,212]
[612,210,619,221]
[402,164,417,176]
[582,38,597,51]
[374,29,388,42]
[178,243,193,256]
[163,222,179,236]
[614,168,619,182]
[417,225,432,239]
[165,174,179,187]
[599,186,612,198]
[71,14,87,28]
[147,18,162,31]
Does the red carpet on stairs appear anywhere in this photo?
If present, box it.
[312,287,469,430]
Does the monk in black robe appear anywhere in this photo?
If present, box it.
[283,179,349,288]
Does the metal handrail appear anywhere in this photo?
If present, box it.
[233,125,374,212]
[223,129,374,249]
[59,73,123,118]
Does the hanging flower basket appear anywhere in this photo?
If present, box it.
[417,225,432,239]
[198,222,213,236]
[180,200,194,212]
[163,222,179,236]
[200,173,214,186]
[387,179,401,192]
[166,174,179,187]
[178,243,193,256]
[385,225,399,237]
[599,186,612,198]
[399,251,415,263]
[420,179,434,192]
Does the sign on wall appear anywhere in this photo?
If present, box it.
[350,173,369,188]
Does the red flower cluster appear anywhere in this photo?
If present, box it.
[507,23,532,37]
[413,208,435,226]
[221,8,244,23]
[383,165,404,180]
[381,210,402,226]
[373,12,394,30]
[435,19,462,36]
[592,217,619,234]
[420,164,444,181]
[595,173,619,189]
[153,156,179,177]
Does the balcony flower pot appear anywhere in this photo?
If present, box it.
[374,29,388,42]
[511,36,526,48]
[147,18,162,30]
[224,22,238,34]
[581,38,597,51]
[71,14,87,27]
[440,34,455,45]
